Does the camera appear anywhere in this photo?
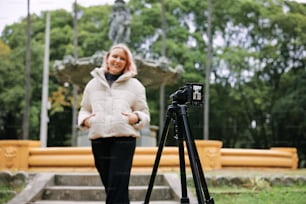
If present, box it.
[170,83,204,105]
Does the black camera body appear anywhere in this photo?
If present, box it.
[170,83,204,105]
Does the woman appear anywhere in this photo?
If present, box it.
[78,43,150,204]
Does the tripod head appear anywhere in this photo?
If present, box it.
[170,83,204,106]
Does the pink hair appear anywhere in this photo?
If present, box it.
[101,44,137,75]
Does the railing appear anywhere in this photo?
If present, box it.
[0,140,298,172]
[221,148,298,169]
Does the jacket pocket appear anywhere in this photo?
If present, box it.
[88,112,106,136]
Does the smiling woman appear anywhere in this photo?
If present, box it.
[78,43,150,203]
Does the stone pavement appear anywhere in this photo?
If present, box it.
[204,168,306,177]
[204,168,306,187]
[31,202,179,204]
[215,168,304,178]
[6,172,192,204]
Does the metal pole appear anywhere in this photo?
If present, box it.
[159,84,165,137]
[72,0,79,146]
[159,0,167,138]
[40,12,50,148]
[204,0,212,140]
[161,0,166,57]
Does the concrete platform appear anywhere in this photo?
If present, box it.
[7,173,190,204]
[6,168,306,204]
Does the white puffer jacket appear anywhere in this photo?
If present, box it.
[78,67,150,140]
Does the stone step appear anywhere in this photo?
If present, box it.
[8,173,189,204]
[41,185,174,201]
[52,173,165,186]
[32,201,179,204]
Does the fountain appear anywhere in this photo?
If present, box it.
[53,0,183,146]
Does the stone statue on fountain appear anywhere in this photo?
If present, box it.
[108,0,131,44]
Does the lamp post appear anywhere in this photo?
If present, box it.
[40,12,50,148]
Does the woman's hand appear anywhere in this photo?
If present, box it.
[83,113,96,128]
[122,112,139,125]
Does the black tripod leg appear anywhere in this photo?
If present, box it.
[184,136,205,203]
[144,113,172,204]
[189,134,215,204]
[176,117,190,204]
[179,105,214,204]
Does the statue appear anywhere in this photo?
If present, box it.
[108,0,131,44]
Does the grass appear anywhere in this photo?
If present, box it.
[186,168,306,204]
[209,185,306,204]
[0,184,16,204]
[187,180,306,204]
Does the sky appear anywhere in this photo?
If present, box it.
[0,0,305,34]
[0,0,116,33]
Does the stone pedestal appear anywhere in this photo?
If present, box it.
[195,140,223,170]
[0,140,40,170]
[137,125,158,147]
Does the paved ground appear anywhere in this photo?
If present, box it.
[204,168,306,177]
[32,202,179,204]
[133,167,306,178]
[6,168,306,204]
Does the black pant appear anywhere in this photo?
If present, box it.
[91,137,136,204]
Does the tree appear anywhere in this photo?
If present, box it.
[23,0,31,140]
[0,0,305,166]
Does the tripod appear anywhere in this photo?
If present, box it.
[144,101,214,204]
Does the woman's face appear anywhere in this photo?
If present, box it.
[107,48,127,75]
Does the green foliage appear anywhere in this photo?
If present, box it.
[271,69,306,165]
[0,45,26,138]
[0,39,10,56]
[0,184,15,204]
[0,0,305,166]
